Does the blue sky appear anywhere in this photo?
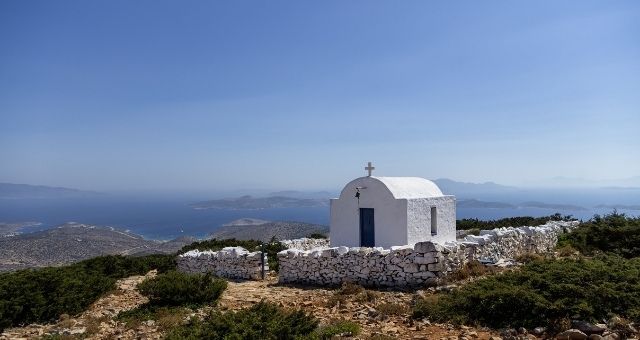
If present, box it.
[1,1,639,192]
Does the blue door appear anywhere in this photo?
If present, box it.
[360,208,375,247]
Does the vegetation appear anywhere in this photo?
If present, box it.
[319,319,361,339]
[413,255,640,328]
[164,301,319,340]
[117,271,227,332]
[558,211,640,258]
[456,213,575,231]
[0,254,175,332]
[179,237,282,272]
[137,271,227,308]
[308,233,328,239]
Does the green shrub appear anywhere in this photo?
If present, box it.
[320,320,361,339]
[561,211,640,258]
[456,213,574,231]
[0,253,178,332]
[308,233,328,239]
[136,271,227,308]
[165,301,319,340]
[412,255,640,328]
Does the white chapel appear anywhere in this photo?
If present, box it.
[330,162,456,249]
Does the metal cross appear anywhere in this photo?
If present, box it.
[365,162,375,177]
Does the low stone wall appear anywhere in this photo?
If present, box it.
[177,247,267,280]
[277,221,578,287]
[281,237,330,251]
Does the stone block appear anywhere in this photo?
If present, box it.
[414,241,443,253]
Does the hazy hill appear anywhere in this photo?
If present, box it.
[432,179,516,195]
[0,183,104,199]
[188,195,328,210]
[209,219,329,242]
[456,199,517,209]
[0,223,194,273]
[268,190,335,199]
[518,201,588,211]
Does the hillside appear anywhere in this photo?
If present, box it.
[209,219,329,242]
[0,223,194,272]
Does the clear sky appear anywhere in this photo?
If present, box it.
[1,1,639,192]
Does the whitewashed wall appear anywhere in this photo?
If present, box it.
[330,176,456,248]
[278,221,578,287]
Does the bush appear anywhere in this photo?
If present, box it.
[136,271,227,308]
[320,320,361,339]
[456,213,574,231]
[561,211,640,258]
[165,301,319,340]
[448,260,488,281]
[412,255,640,328]
[0,253,174,332]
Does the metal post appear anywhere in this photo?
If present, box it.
[261,243,265,280]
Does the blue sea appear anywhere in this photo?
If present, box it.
[1,188,637,240]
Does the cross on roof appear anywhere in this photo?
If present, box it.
[365,162,375,177]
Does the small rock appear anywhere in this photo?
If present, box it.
[572,320,607,335]
[518,327,528,334]
[557,329,588,340]
[531,327,546,335]
[587,335,604,340]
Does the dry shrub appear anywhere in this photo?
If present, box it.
[449,260,488,281]
[515,253,543,263]
[556,245,579,257]
[83,316,109,336]
[547,316,571,334]
[365,334,396,340]
[337,282,365,295]
[376,302,409,317]
[354,290,380,303]
[327,282,367,307]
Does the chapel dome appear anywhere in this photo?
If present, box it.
[371,177,444,198]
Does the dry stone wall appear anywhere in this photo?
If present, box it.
[177,247,267,280]
[281,237,330,251]
[278,221,578,287]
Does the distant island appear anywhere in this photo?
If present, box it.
[456,199,517,209]
[518,201,588,211]
[188,195,329,210]
[0,183,104,199]
[209,218,329,242]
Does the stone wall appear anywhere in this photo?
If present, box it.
[177,247,267,280]
[278,221,578,287]
[281,237,330,251]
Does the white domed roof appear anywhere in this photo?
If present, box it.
[371,177,444,198]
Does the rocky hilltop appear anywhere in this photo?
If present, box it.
[0,223,195,273]
[188,195,328,210]
[209,219,329,242]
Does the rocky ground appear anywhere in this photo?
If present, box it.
[2,272,637,340]
[0,272,503,340]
